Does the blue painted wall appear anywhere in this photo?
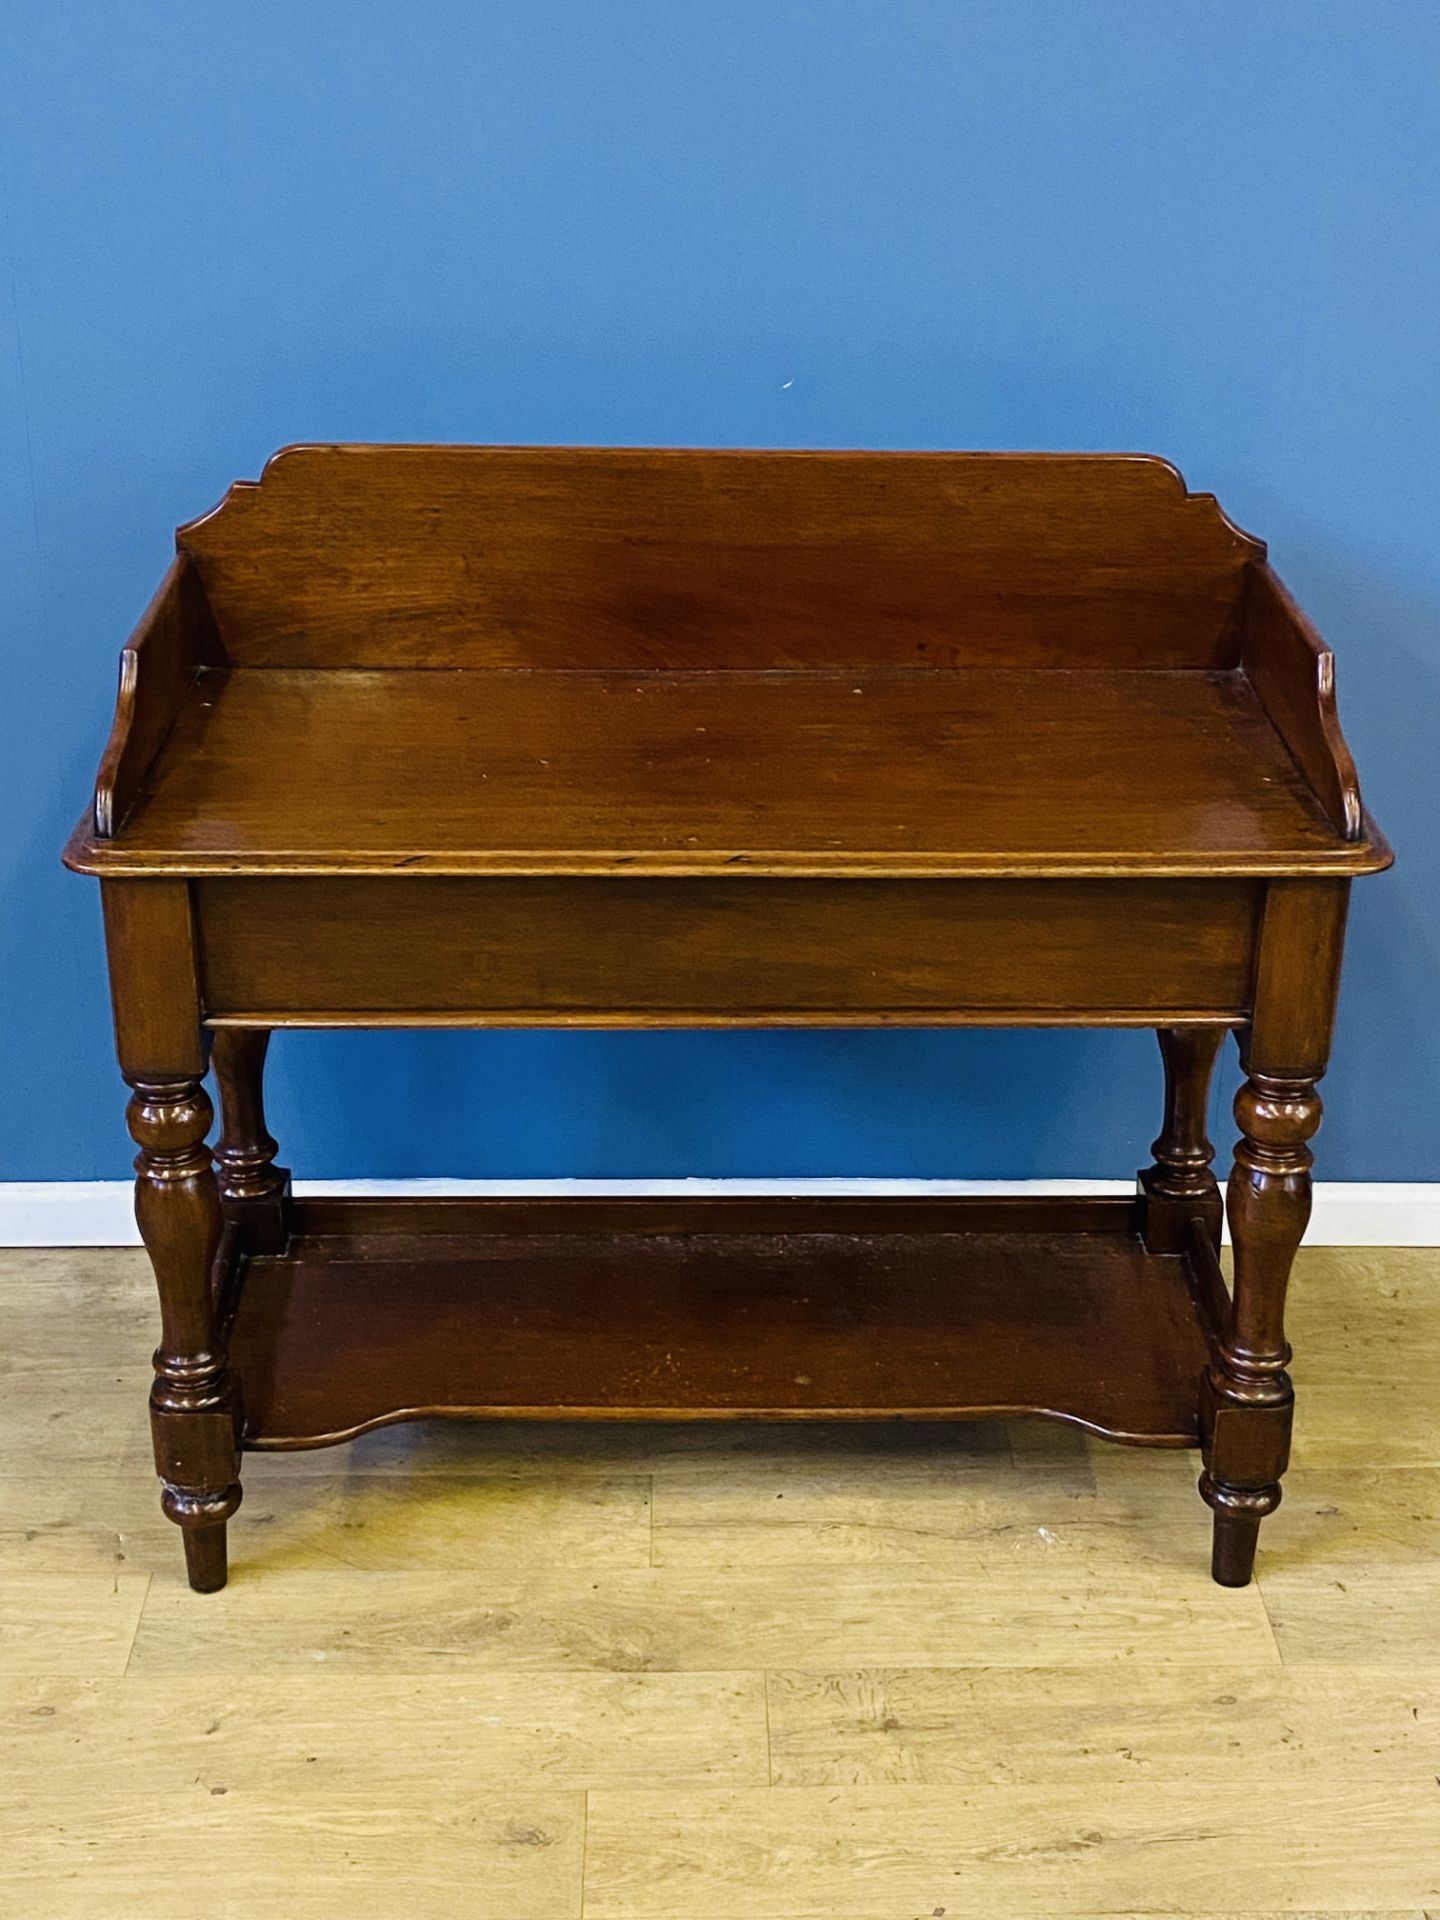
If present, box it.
[4,2,1436,1181]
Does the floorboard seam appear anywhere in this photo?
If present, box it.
[1252,1566,1288,1665]
[118,1570,151,1678]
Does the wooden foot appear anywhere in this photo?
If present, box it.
[128,1073,243,1592]
[182,1526,229,1594]
[167,1491,238,1593]
[1139,1026,1224,1253]
[1200,1473,1280,1587]
[213,1028,292,1254]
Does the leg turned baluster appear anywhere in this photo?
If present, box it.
[1199,878,1347,1587]
[1200,1068,1320,1583]
[1140,1027,1225,1253]
[213,1028,292,1254]
[128,1073,242,1591]
[104,880,243,1592]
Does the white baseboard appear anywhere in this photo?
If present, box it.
[1,1177,1436,1247]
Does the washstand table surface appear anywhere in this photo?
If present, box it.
[84,664,1375,875]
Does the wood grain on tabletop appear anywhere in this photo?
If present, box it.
[93,665,1361,875]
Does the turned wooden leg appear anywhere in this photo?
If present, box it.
[1199,1063,1321,1585]
[1140,1026,1225,1252]
[127,1073,242,1591]
[212,1028,292,1254]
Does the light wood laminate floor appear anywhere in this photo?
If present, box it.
[2,1244,1438,1917]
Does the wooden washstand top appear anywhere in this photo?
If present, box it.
[65,446,1389,884]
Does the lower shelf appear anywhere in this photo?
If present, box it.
[226,1195,1217,1449]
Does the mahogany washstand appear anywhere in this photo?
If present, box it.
[64,446,1391,1591]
